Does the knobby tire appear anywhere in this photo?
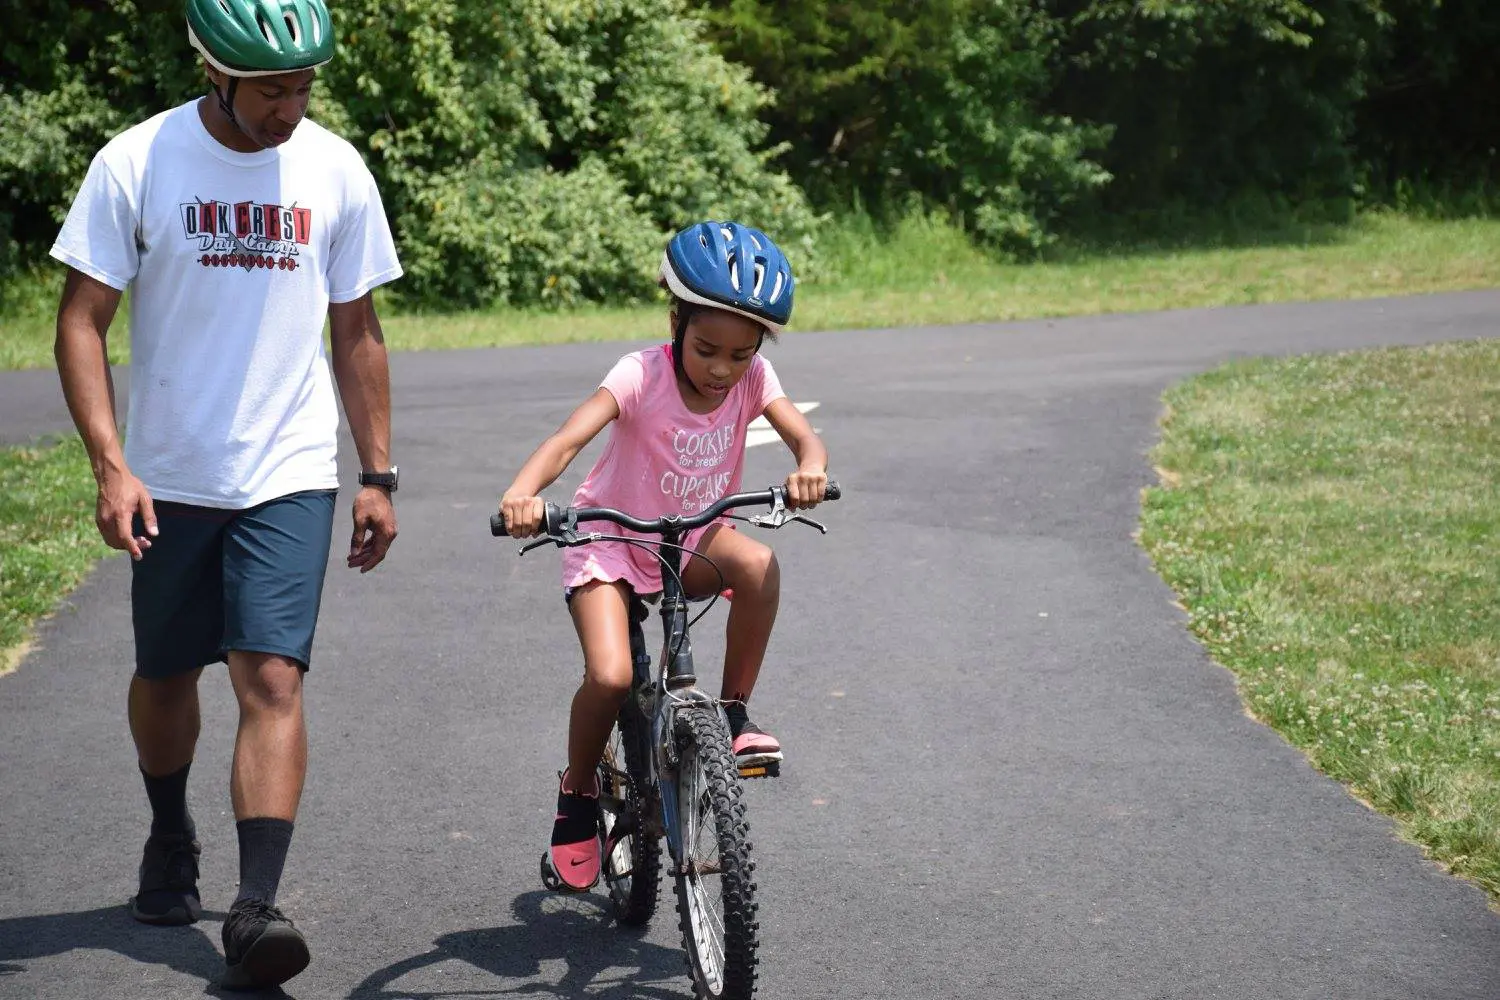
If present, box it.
[672,706,759,1000]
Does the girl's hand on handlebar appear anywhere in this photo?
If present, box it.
[784,468,828,510]
[500,494,546,537]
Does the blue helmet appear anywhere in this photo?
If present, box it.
[659,222,795,335]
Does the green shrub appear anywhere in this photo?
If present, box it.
[0,0,819,308]
[700,0,1110,256]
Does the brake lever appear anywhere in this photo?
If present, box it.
[789,513,828,534]
[519,527,603,556]
[518,537,558,556]
[748,490,791,530]
[520,507,589,556]
[747,490,828,533]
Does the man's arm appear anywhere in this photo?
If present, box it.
[328,292,396,573]
[55,267,156,558]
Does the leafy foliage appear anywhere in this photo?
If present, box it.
[1046,0,1386,205]
[1353,0,1500,192]
[0,0,1494,304]
[699,0,1111,255]
[704,0,1497,238]
[0,0,818,308]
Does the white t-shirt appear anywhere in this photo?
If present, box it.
[50,100,402,509]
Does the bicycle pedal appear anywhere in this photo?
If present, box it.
[540,852,564,891]
[737,761,780,779]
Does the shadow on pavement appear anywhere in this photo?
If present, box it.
[0,903,218,983]
[349,891,689,999]
[0,904,312,998]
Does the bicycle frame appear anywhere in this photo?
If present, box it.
[624,516,721,867]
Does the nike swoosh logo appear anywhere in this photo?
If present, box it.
[569,858,589,867]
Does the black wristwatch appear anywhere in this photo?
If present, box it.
[358,466,399,492]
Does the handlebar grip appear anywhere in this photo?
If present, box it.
[824,481,841,502]
[492,504,567,539]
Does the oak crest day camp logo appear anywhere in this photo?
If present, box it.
[180,198,311,272]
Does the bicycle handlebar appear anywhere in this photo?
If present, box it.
[489,481,841,541]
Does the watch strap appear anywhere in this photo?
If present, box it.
[358,466,398,491]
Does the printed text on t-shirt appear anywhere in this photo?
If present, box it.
[663,420,737,510]
[180,197,313,272]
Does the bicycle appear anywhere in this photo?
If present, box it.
[490,482,841,1000]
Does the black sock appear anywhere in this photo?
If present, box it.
[234,818,294,905]
[141,762,194,838]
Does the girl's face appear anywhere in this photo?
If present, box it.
[675,308,764,410]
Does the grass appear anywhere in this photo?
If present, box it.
[3,207,1498,370]
[1140,339,1500,898]
[0,436,112,675]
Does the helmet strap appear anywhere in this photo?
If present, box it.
[671,303,694,382]
[214,76,240,124]
[211,75,270,148]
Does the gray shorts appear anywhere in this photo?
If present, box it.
[130,490,336,678]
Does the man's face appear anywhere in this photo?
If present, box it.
[211,67,317,147]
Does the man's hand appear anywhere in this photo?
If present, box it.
[97,465,156,560]
[348,487,397,573]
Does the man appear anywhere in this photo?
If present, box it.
[50,0,401,990]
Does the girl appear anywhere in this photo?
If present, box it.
[499,221,829,891]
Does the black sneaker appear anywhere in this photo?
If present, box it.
[129,833,202,926]
[221,898,310,991]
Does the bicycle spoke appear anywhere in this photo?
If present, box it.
[695,878,726,971]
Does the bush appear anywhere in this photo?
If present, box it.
[1047,0,1387,207]
[336,0,820,306]
[700,0,1110,256]
[0,0,819,309]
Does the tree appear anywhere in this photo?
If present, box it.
[699,0,1110,255]
[0,0,819,307]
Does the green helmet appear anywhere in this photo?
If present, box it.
[186,0,334,77]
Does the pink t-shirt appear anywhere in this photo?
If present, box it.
[562,345,785,594]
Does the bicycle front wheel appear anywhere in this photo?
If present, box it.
[672,706,759,999]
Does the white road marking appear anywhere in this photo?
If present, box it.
[746,401,819,448]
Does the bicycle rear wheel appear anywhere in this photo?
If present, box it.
[671,706,759,999]
[599,705,661,926]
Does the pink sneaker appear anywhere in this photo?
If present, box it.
[549,770,601,891]
[724,704,784,768]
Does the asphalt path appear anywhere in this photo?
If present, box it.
[2,290,1499,999]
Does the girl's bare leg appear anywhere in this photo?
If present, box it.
[682,525,780,703]
[564,580,634,790]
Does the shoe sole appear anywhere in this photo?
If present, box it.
[129,897,201,926]
[734,749,784,769]
[221,924,310,991]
